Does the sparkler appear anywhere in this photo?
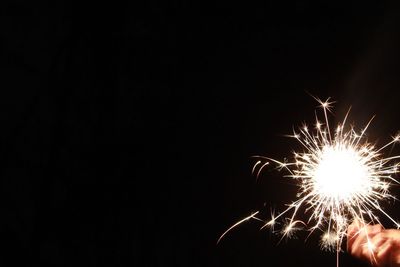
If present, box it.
[219,97,400,265]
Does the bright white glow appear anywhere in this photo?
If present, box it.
[313,146,371,200]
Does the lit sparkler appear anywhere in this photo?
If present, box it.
[219,97,400,262]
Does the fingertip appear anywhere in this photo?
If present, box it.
[347,231,357,252]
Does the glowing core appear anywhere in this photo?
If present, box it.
[313,146,371,201]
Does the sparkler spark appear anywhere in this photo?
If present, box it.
[219,97,400,261]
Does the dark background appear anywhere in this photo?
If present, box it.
[2,1,400,266]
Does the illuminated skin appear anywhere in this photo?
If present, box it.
[347,221,400,267]
[219,97,400,261]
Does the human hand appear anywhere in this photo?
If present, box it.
[347,221,400,267]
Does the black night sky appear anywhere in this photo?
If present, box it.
[3,1,400,266]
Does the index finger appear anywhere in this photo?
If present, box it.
[347,222,382,252]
